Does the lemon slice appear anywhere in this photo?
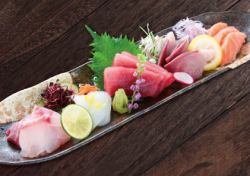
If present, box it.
[188,35,222,71]
[61,104,92,139]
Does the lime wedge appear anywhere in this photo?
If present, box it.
[61,104,92,139]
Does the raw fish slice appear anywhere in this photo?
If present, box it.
[158,32,177,66]
[113,53,137,68]
[19,121,59,158]
[113,52,172,80]
[73,92,111,128]
[113,53,164,73]
[165,31,176,55]
[158,40,169,66]
[165,38,189,63]
[104,67,172,97]
[121,51,138,60]
[208,22,228,36]
[6,106,70,158]
[164,51,206,80]
[214,26,238,44]
[104,67,135,96]
[6,115,45,146]
[221,32,246,65]
[112,53,174,91]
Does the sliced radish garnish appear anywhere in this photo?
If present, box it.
[173,72,194,85]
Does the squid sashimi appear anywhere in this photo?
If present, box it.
[221,31,246,65]
[73,91,112,128]
[6,106,70,158]
[208,22,228,36]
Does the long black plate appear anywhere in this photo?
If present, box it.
[0,11,249,165]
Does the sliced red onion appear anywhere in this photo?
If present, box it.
[173,72,194,85]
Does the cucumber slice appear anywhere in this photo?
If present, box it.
[61,104,92,139]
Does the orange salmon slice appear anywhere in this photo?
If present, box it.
[214,26,239,44]
[221,32,246,65]
[208,22,228,36]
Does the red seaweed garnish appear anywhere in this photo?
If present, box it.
[41,82,74,111]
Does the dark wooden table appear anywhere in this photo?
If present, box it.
[0,0,249,175]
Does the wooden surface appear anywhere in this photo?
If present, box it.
[0,0,249,175]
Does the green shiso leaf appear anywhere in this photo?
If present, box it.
[85,25,142,90]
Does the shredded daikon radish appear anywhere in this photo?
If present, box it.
[172,18,207,41]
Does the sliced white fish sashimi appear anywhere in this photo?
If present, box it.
[73,91,112,128]
[6,106,70,158]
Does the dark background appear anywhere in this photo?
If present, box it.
[0,0,249,175]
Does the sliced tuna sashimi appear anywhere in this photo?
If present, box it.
[214,26,238,44]
[112,52,172,80]
[6,106,70,158]
[221,31,246,65]
[112,52,174,91]
[164,51,206,80]
[104,66,173,97]
[208,22,228,36]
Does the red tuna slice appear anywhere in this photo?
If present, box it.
[165,38,189,63]
[113,53,137,68]
[164,51,206,80]
[112,52,174,90]
[158,32,176,66]
[121,51,138,60]
[104,66,171,97]
[113,52,170,76]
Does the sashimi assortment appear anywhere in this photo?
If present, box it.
[3,17,249,159]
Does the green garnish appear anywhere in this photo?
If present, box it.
[112,89,129,114]
[86,25,142,89]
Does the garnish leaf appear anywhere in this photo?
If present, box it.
[86,25,141,89]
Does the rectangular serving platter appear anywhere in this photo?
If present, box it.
[0,11,249,165]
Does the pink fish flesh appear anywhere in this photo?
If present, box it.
[6,106,70,158]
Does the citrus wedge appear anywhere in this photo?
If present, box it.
[188,34,223,71]
[61,104,92,140]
